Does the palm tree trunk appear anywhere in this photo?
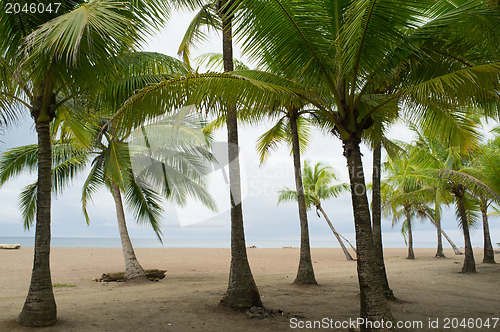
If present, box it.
[405,207,414,259]
[18,120,57,327]
[111,182,148,282]
[317,204,353,261]
[434,199,445,258]
[343,137,394,328]
[480,200,495,264]
[289,111,317,284]
[422,209,462,255]
[219,0,262,309]
[455,189,476,273]
[441,228,463,255]
[371,142,394,299]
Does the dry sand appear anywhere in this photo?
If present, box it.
[0,247,499,331]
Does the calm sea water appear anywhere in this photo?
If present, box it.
[0,235,455,249]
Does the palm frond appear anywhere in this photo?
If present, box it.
[125,173,164,242]
[19,182,37,230]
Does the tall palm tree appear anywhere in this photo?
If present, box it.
[366,127,403,299]
[415,205,463,256]
[0,0,173,325]
[110,1,500,325]
[416,138,482,273]
[159,0,264,308]
[382,148,435,259]
[86,112,217,281]
[255,108,318,283]
[198,53,319,284]
[278,161,353,260]
[438,139,500,265]
[0,110,217,281]
[217,0,262,309]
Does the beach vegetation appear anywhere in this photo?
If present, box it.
[52,283,75,288]
[111,1,500,325]
[278,161,353,261]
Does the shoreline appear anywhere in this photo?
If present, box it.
[1,247,498,331]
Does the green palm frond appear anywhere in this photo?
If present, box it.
[439,169,500,204]
[82,159,107,224]
[125,173,164,242]
[202,115,227,134]
[101,52,190,111]
[19,182,37,230]
[454,194,481,229]
[256,117,288,164]
[109,70,314,137]
[279,160,346,210]
[195,53,250,71]
[0,144,39,185]
[178,2,220,66]
[277,187,303,206]
[102,139,130,188]
[25,0,149,68]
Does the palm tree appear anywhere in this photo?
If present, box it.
[465,138,500,263]
[438,139,500,265]
[367,128,403,299]
[170,0,264,308]
[382,149,435,259]
[278,161,353,260]
[110,1,500,324]
[0,110,217,282]
[416,139,482,273]
[0,0,175,325]
[217,0,263,309]
[216,1,500,322]
[255,108,319,283]
[414,205,463,256]
[198,52,320,284]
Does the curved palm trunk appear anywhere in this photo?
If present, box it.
[455,189,476,273]
[316,204,353,261]
[480,200,495,264]
[343,138,394,328]
[405,206,414,260]
[441,228,463,255]
[219,0,262,309]
[434,199,445,258]
[371,142,394,299]
[289,112,317,284]
[422,210,462,255]
[18,120,57,327]
[111,182,148,282]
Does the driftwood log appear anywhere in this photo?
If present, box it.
[0,244,21,249]
[100,269,166,282]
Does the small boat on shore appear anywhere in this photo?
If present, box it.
[0,244,21,249]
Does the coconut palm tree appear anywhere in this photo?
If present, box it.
[216,0,263,309]
[415,137,483,273]
[110,1,500,325]
[278,161,353,260]
[382,148,436,259]
[438,138,500,264]
[0,110,217,282]
[160,0,264,308]
[255,108,319,283]
[0,0,177,325]
[198,52,321,284]
[414,205,463,255]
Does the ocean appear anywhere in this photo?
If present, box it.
[1,230,494,249]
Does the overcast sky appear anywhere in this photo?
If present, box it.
[0,10,498,249]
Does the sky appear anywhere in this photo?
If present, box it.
[0,9,498,249]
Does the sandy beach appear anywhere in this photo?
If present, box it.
[0,247,498,331]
